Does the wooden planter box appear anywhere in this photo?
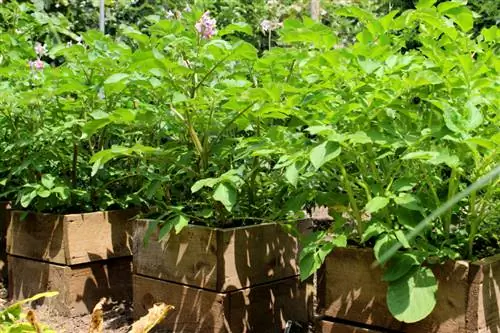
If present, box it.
[317,247,500,333]
[6,209,136,315]
[0,201,11,281]
[133,221,313,332]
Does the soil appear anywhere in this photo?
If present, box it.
[33,300,134,333]
[0,283,135,333]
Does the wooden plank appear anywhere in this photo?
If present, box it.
[402,260,469,333]
[218,224,299,291]
[7,211,67,264]
[133,221,219,290]
[319,320,383,333]
[226,276,312,332]
[8,255,132,316]
[133,274,228,333]
[134,222,299,292]
[320,247,500,333]
[0,201,10,281]
[133,274,312,333]
[321,248,401,330]
[64,210,135,265]
[467,254,500,333]
[7,210,135,265]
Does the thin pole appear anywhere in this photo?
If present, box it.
[99,0,105,33]
[311,0,320,21]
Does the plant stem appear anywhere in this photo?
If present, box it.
[376,164,500,266]
[467,190,477,258]
[444,167,458,235]
[338,162,364,235]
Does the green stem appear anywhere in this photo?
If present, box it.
[338,163,364,235]
[467,190,477,258]
[444,167,459,235]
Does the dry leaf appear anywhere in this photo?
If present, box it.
[129,302,175,333]
[88,297,107,333]
[27,310,42,333]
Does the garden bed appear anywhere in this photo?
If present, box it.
[133,221,314,332]
[316,247,500,333]
[7,209,136,315]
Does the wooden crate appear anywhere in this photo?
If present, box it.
[7,209,136,264]
[317,247,500,333]
[133,274,313,333]
[0,201,10,281]
[318,320,386,333]
[8,255,132,316]
[133,222,299,292]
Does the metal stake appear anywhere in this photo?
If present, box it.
[99,0,105,33]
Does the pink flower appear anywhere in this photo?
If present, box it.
[195,11,217,39]
[34,43,46,56]
[29,59,44,71]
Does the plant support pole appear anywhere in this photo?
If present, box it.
[310,0,320,21]
[99,0,105,33]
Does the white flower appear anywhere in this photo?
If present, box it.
[34,43,46,56]
[165,10,175,19]
[260,19,282,33]
[260,20,272,32]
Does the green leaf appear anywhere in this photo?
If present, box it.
[349,131,372,144]
[37,189,51,198]
[402,151,438,161]
[104,73,130,84]
[41,174,55,189]
[374,233,398,263]
[309,141,341,170]
[285,162,300,187]
[382,253,420,282]
[416,0,437,9]
[52,186,69,200]
[443,6,473,31]
[393,178,417,192]
[361,223,387,243]
[387,266,437,323]
[82,119,111,138]
[394,193,422,211]
[413,70,443,86]
[358,59,380,74]
[395,230,411,248]
[331,234,348,248]
[191,178,218,193]
[173,214,190,234]
[365,196,390,213]
[158,220,173,239]
[213,183,237,212]
[481,26,499,42]
[299,251,321,281]
[20,191,36,208]
[219,22,253,36]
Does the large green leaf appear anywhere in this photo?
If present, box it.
[213,183,237,212]
[309,141,341,170]
[383,253,420,282]
[387,266,438,323]
[374,233,398,263]
[365,196,390,213]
